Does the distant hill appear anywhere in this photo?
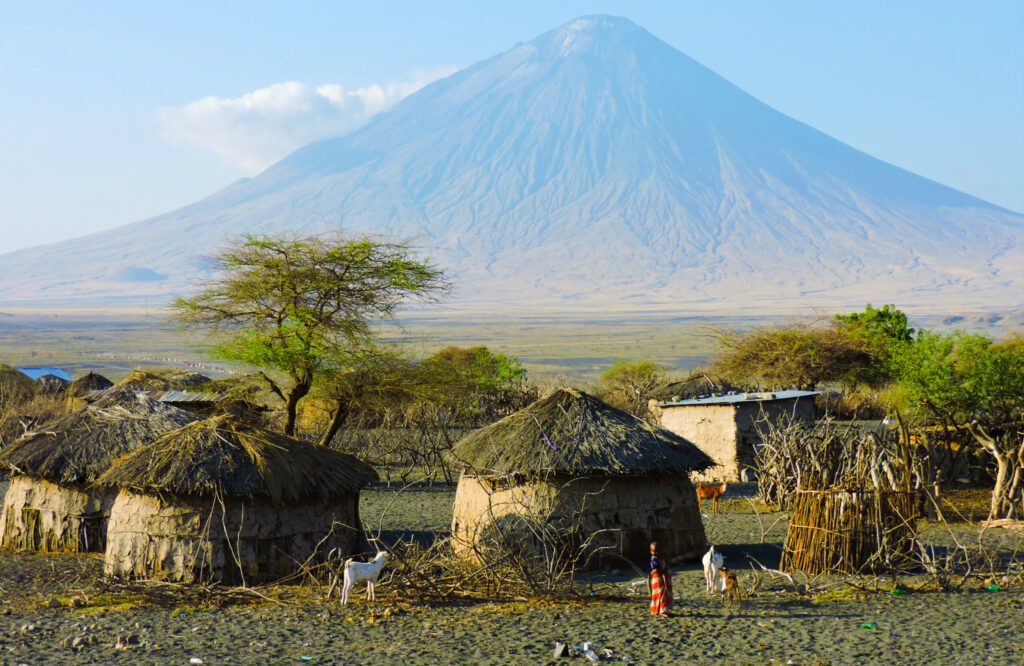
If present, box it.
[0,15,1020,311]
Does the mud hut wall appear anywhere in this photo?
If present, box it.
[104,490,362,584]
[657,404,738,481]
[451,475,551,552]
[0,476,114,552]
[555,475,707,563]
[451,474,706,566]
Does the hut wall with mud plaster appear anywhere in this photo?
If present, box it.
[104,490,362,585]
[0,477,114,552]
[452,472,706,565]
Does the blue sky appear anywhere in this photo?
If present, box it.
[1,1,1021,254]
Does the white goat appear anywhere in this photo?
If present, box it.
[702,545,724,594]
[340,551,389,604]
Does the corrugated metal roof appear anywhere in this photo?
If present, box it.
[16,367,73,381]
[148,390,215,403]
[82,389,215,403]
[657,389,820,407]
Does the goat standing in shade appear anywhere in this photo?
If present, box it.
[340,551,390,604]
[702,544,724,594]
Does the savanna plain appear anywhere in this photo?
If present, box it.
[0,310,1021,665]
[0,480,1021,665]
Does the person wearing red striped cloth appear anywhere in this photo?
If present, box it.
[648,541,672,617]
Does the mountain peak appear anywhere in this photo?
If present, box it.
[0,16,1019,310]
[538,15,655,57]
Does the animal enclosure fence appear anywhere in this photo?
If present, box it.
[763,417,922,575]
[780,487,918,575]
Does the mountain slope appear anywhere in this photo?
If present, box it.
[1,15,1020,310]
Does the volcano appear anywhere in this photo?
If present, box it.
[1,15,1020,310]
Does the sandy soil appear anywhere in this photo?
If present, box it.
[0,482,1022,665]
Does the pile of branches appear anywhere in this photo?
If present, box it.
[326,413,469,484]
[755,417,912,510]
[354,533,586,603]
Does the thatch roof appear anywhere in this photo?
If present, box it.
[450,388,714,477]
[96,415,378,504]
[0,390,198,485]
[36,375,69,395]
[163,370,213,389]
[0,364,36,405]
[68,372,114,397]
[112,370,173,392]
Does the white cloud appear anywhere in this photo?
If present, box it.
[157,68,456,173]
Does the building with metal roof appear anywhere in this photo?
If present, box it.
[657,390,820,408]
[651,390,819,482]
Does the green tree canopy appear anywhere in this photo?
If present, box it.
[889,332,1024,426]
[420,346,532,422]
[314,345,423,446]
[173,232,447,435]
[713,326,873,390]
[835,303,915,345]
[598,359,668,418]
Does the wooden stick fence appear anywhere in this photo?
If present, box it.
[781,487,918,575]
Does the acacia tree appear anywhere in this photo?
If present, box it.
[890,333,1024,519]
[173,233,446,436]
[712,305,916,392]
[314,346,422,447]
[420,346,532,423]
[713,326,873,390]
[598,359,667,418]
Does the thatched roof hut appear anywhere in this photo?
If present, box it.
[36,374,69,395]
[449,388,714,567]
[96,416,378,585]
[68,372,114,398]
[111,370,173,392]
[0,391,197,552]
[163,370,213,389]
[0,364,36,407]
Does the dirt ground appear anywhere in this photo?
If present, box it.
[0,481,1022,665]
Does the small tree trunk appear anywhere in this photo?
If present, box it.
[972,425,1024,521]
[283,379,312,437]
[990,455,1010,521]
[318,401,348,447]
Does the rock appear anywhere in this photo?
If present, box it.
[115,633,140,650]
